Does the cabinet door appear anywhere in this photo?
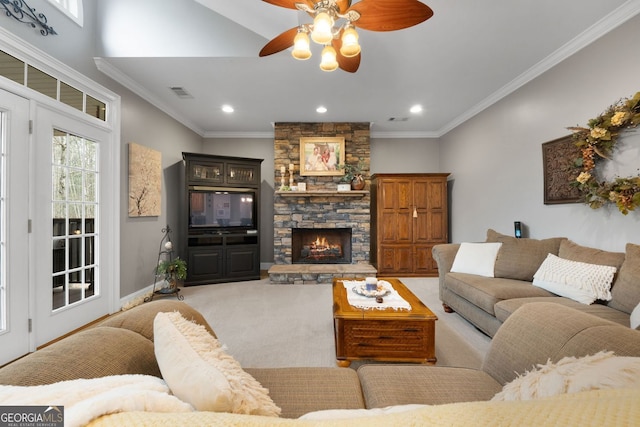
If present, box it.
[413,177,447,243]
[413,245,438,275]
[188,160,224,184]
[379,179,412,244]
[378,245,413,274]
[226,246,259,278]
[227,162,259,186]
[187,247,224,283]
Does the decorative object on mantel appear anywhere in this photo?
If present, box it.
[258,0,433,73]
[567,91,640,214]
[339,159,367,190]
[1,0,57,36]
[145,225,185,302]
[300,137,345,176]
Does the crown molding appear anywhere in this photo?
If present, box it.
[437,0,640,137]
[94,57,206,137]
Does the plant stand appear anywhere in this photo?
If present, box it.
[145,225,184,302]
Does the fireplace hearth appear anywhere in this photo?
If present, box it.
[292,228,352,264]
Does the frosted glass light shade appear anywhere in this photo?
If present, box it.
[292,32,312,60]
[311,12,334,44]
[319,45,338,72]
[340,27,360,57]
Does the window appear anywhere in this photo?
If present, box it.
[47,0,83,27]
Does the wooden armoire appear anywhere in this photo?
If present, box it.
[370,174,449,276]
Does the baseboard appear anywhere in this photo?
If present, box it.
[118,282,157,311]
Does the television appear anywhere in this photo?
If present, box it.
[188,187,257,231]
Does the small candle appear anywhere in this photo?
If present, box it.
[289,163,294,171]
[164,241,173,250]
[280,166,286,174]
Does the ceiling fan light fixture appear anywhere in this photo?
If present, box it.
[292,31,312,60]
[340,26,360,58]
[311,11,334,45]
[319,45,339,72]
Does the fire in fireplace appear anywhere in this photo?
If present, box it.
[292,228,352,264]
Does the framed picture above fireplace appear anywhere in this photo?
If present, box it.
[300,137,345,176]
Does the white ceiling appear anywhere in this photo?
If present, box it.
[95,0,639,138]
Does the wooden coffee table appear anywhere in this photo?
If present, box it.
[333,277,437,367]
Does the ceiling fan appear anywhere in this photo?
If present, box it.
[259,0,434,73]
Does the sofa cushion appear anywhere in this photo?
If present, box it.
[99,300,217,341]
[245,367,365,419]
[494,297,631,327]
[558,239,625,269]
[357,365,501,407]
[446,273,554,315]
[450,242,502,277]
[0,327,161,386]
[486,229,565,281]
[492,351,640,401]
[608,243,640,314]
[532,254,617,304]
[153,311,280,417]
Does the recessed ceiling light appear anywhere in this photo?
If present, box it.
[410,105,423,114]
[222,105,234,113]
[316,106,327,113]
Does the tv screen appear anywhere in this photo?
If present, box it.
[189,190,256,229]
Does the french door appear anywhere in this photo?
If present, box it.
[32,106,113,347]
[0,90,30,365]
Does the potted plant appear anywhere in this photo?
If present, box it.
[157,257,187,291]
[339,160,367,190]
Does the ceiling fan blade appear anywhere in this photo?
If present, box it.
[335,0,352,13]
[332,37,360,73]
[259,27,299,57]
[348,0,434,32]
[261,0,314,10]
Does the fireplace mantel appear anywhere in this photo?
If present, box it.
[275,190,368,197]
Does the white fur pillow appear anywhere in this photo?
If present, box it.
[451,242,502,277]
[153,311,281,417]
[492,351,640,401]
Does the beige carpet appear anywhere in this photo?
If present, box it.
[179,277,491,370]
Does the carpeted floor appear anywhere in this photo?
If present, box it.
[179,277,491,370]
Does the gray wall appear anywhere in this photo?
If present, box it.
[439,14,640,251]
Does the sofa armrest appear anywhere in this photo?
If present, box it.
[432,243,460,300]
[481,302,640,386]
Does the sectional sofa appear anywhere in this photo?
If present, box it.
[0,297,639,425]
[433,229,640,337]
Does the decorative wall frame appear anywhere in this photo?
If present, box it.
[299,137,345,176]
[128,142,162,217]
[542,135,582,204]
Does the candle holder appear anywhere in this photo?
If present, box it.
[280,169,287,191]
[289,170,294,188]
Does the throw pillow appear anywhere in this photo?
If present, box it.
[532,253,617,304]
[450,242,502,277]
[153,311,281,417]
[608,243,640,314]
[486,229,566,281]
[632,302,640,330]
[492,351,640,401]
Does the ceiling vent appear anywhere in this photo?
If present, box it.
[387,117,409,122]
[169,86,193,99]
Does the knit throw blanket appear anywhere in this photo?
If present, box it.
[0,375,193,427]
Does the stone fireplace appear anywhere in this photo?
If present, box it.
[292,228,352,264]
[268,122,376,284]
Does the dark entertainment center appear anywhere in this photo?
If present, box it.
[182,153,263,285]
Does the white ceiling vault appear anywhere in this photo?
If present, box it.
[94,0,640,138]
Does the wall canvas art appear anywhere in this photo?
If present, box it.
[128,142,162,217]
[542,135,582,204]
[299,137,345,176]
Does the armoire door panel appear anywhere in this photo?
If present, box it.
[414,245,437,275]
